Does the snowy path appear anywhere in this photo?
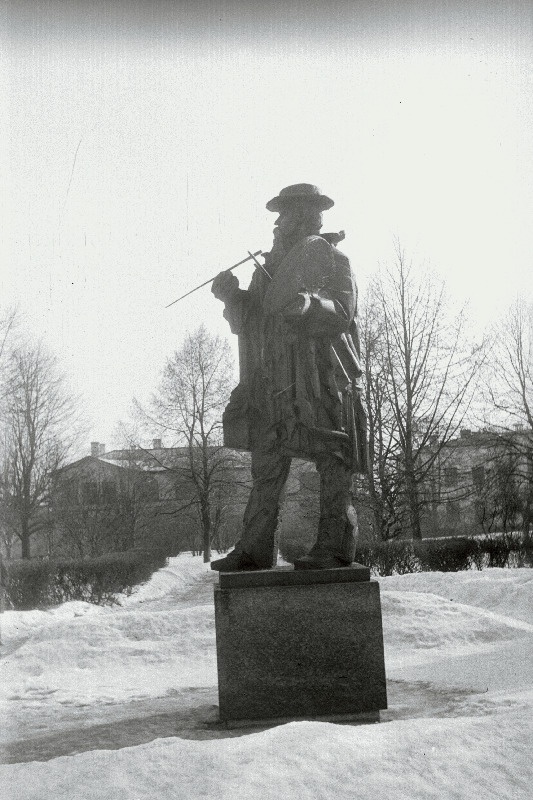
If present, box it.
[1,560,221,763]
[1,558,532,799]
[6,676,520,766]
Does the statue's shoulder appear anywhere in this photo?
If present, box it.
[294,234,334,259]
[283,235,336,281]
[330,243,351,273]
[295,235,351,270]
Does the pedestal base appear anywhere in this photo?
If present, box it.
[214,565,387,724]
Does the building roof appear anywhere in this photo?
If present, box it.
[443,428,531,450]
[57,446,252,476]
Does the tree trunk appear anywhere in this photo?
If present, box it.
[20,519,31,559]
[368,479,385,541]
[430,477,439,537]
[405,467,422,540]
[200,497,211,563]
[410,500,422,540]
[523,456,533,538]
[202,529,211,561]
[521,507,528,536]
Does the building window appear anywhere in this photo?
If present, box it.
[471,465,485,490]
[82,480,98,504]
[141,477,159,502]
[444,466,459,487]
[102,481,117,504]
[446,501,461,524]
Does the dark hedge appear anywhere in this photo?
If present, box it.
[1,549,168,610]
[413,537,478,573]
[356,533,533,575]
[280,531,532,575]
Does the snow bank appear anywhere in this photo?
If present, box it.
[2,707,532,800]
[379,568,533,623]
[382,589,533,656]
[0,604,216,705]
[0,601,108,650]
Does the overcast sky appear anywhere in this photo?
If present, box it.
[2,0,532,452]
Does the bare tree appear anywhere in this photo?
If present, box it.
[0,450,18,559]
[1,342,81,558]
[359,283,402,539]
[362,243,483,539]
[486,299,533,429]
[482,299,533,534]
[0,308,17,368]
[135,326,236,562]
[0,308,19,558]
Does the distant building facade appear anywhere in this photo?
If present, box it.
[35,440,251,559]
[420,428,532,537]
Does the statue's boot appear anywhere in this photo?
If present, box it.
[210,546,261,572]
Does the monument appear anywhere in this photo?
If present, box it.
[210,184,387,724]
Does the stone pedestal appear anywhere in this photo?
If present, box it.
[214,565,387,725]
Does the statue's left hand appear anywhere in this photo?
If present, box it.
[282,292,311,320]
[283,293,350,335]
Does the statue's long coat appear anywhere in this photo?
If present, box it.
[222,235,367,472]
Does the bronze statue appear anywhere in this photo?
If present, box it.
[211,184,367,571]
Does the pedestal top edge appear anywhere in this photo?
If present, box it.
[218,563,371,589]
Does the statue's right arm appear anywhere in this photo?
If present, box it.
[211,271,249,335]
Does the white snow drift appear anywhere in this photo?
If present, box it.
[1,555,532,799]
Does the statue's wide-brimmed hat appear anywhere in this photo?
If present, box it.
[266,183,334,212]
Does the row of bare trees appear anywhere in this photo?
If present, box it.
[478,299,533,535]
[360,244,483,539]
[360,243,532,540]
[0,311,82,559]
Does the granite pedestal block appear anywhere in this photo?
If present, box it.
[214,565,387,725]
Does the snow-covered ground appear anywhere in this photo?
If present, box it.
[1,555,532,799]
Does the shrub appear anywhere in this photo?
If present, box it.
[522,532,533,567]
[355,539,418,576]
[414,537,479,572]
[479,531,533,568]
[2,549,168,610]
[1,559,56,611]
[468,539,487,571]
[503,531,532,567]
[483,534,513,568]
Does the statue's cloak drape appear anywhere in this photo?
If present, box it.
[222,236,367,472]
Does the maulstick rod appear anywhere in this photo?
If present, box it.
[165,250,263,308]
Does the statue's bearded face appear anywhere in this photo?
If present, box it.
[274,206,300,238]
[274,204,323,244]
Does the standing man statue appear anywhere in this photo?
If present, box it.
[211,184,367,571]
